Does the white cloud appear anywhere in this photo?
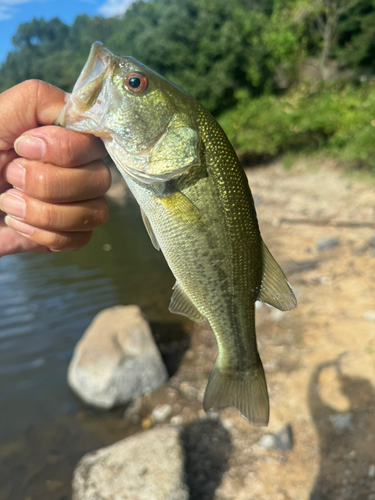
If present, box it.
[98,0,135,17]
[0,0,37,21]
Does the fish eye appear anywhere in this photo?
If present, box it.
[124,72,148,93]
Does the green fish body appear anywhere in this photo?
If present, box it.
[56,42,296,425]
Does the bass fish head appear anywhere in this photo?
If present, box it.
[56,41,200,183]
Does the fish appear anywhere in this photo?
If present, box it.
[55,42,296,426]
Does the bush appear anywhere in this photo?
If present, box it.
[219,81,375,170]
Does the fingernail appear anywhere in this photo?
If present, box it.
[5,162,26,190]
[0,191,26,219]
[14,136,46,160]
[4,215,34,236]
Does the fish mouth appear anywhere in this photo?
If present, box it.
[55,42,113,128]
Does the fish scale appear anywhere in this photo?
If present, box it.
[56,42,297,426]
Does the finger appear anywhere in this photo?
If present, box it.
[0,189,109,232]
[14,126,107,167]
[4,158,112,203]
[0,80,68,150]
[0,150,18,192]
[0,219,50,257]
[4,216,93,252]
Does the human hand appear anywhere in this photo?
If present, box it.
[0,80,111,258]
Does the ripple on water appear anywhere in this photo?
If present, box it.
[0,199,175,446]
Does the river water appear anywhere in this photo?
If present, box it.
[0,195,177,499]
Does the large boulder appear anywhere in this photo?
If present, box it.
[72,426,189,500]
[72,419,232,500]
[68,305,168,408]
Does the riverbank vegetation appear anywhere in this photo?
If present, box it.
[1,0,374,170]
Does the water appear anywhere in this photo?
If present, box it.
[0,196,176,458]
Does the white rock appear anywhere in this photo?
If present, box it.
[68,305,168,408]
[258,434,276,450]
[170,415,184,426]
[72,427,189,500]
[152,404,173,422]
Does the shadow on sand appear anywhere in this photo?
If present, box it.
[180,418,232,500]
[309,359,375,500]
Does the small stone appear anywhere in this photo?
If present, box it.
[258,434,277,450]
[316,237,339,252]
[141,418,152,430]
[274,424,294,450]
[369,235,375,248]
[152,404,173,422]
[170,415,184,426]
[179,382,199,400]
[258,425,293,451]
[329,412,352,431]
[368,464,375,477]
[221,419,234,431]
[123,399,142,420]
[103,244,112,251]
[364,311,375,321]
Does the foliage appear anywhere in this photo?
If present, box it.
[0,0,375,168]
[219,81,375,169]
[0,15,121,92]
[0,0,306,111]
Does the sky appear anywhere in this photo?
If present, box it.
[0,0,135,64]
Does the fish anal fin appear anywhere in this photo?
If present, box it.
[140,208,160,251]
[258,241,297,311]
[169,282,206,323]
[203,354,269,426]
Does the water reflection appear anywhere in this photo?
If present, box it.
[0,197,175,444]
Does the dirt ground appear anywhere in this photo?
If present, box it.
[143,157,375,500]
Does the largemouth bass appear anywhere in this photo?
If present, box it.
[56,42,296,425]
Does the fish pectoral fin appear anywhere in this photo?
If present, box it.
[160,189,206,231]
[203,354,269,426]
[140,208,160,251]
[258,241,297,311]
[169,282,206,323]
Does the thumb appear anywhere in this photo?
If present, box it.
[0,80,68,150]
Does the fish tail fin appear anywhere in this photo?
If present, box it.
[203,353,269,426]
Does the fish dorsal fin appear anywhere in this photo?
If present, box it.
[140,208,160,251]
[258,241,297,311]
[169,282,206,323]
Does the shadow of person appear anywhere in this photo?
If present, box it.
[179,418,232,500]
[309,360,375,500]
